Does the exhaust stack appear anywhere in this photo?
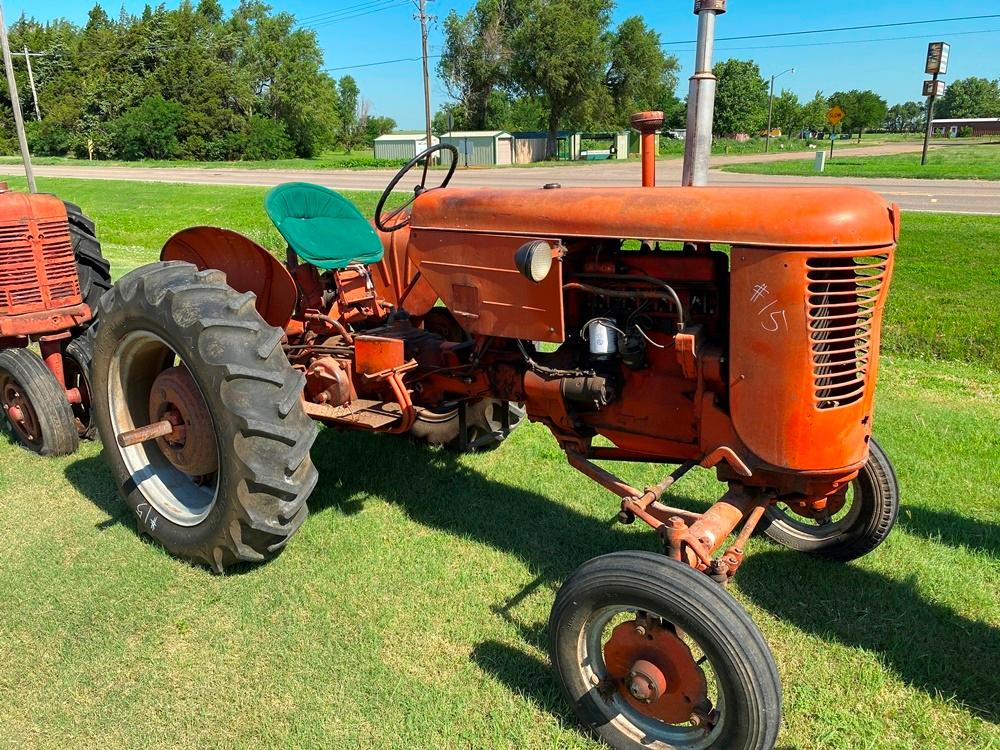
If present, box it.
[631,111,665,187]
[682,0,726,187]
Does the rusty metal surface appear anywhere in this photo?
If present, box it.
[148,366,218,477]
[406,230,566,343]
[603,618,709,724]
[161,226,297,329]
[630,111,664,188]
[410,186,896,249]
[354,336,405,376]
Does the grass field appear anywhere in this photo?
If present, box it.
[0,176,997,749]
[0,150,406,171]
[721,143,1000,180]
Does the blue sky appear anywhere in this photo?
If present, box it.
[17,0,1000,128]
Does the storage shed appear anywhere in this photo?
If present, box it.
[931,117,1000,137]
[511,131,581,163]
[373,133,438,161]
[439,131,514,166]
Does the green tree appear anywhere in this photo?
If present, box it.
[885,101,924,132]
[800,90,828,134]
[438,0,518,130]
[712,58,768,136]
[364,115,397,145]
[602,17,679,127]
[512,0,612,157]
[828,90,887,142]
[769,89,801,136]
[937,77,1000,119]
[114,95,184,160]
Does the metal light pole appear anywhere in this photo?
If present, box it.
[0,0,35,192]
[765,67,794,153]
[682,0,725,187]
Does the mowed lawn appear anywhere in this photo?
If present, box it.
[0,176,997,749]
[721,143,1000,181]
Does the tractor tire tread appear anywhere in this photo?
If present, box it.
[93,261,317,572]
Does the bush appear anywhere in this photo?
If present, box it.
[958,126,974,138]
[242,116,295,160]
[113,95,184,160]
[25,120,75,156]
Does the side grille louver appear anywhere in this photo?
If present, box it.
[806,253,889,410]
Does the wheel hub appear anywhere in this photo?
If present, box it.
[148,366,217,477]
[603,617,709,724]
[1,378,41,445]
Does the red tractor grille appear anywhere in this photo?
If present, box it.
[806,253,890,410]
[0,217,82,316]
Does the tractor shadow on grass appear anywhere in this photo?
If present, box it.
[898,505,999,558]
[308,427,676,585]
[738,550,1000,723]
[64,453,133,531]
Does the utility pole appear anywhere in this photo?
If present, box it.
[765,67,794,153]
[24,46,40,121]
[682,0,725,187]
[0,1,36,192]
[416,0,434,153]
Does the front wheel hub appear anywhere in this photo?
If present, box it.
[603,618,709,724]
[148,366,218,477]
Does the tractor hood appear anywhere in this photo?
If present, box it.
[409,186,898,250]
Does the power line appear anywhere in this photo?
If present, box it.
[324,54,441,72]
[295,0,403,28]
[298,1,410,30]
[708,26,1000,53]
[662,13,1000,45]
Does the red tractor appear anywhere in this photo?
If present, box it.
[0,185,109,455]
[87,141,899,749]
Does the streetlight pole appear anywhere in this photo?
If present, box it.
[765,67,794,153]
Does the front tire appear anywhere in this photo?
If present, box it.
[758,438,899,562]
[92,262,318,572]
[550,552,781,750]
[0,348,79,456]
[409,399,526,451]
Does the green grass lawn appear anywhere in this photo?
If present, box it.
[721,143,1000,180]
[0,176,997,749]
[0,149,405,171]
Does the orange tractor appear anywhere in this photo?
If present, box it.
[0,185,109,455]
[87,141,899,748]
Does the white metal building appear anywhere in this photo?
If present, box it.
[373,133,439,161]
[439,131,514,166]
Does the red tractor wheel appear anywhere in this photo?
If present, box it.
[550,552,781,750]
[0,348,79,456]
[64,334,97,440]
[90,262,318,572]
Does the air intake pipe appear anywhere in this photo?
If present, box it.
[630,111,665,187]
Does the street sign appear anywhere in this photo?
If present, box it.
[826,105,845,125]
[922,80,946,98]
[925,42,950,75]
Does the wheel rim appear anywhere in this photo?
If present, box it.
[63,351,92,437]
[108,331,219,526]
[579,604,725,749]
[0,373,43,448]
[768,477,864,541]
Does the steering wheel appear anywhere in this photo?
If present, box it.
[375,143,459,233]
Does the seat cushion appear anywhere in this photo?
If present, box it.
[265,182,384,270]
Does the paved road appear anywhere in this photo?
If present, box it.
[7,142,999,215]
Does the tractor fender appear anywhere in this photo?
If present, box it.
[161,226,297,329]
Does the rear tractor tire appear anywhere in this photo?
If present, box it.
[91,261,318,572]
[0,347,79,456]
[758,437,899,562]
[65,201,112,318]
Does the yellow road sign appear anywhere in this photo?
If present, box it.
[826,105,845,125]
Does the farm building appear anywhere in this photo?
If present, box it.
[930,118,1000,137]
[439,131,514,166]
[511,131,582,163]
[373,133,439,160]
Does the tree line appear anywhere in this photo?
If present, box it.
[436,0,1000,151]
[1,1,397,161]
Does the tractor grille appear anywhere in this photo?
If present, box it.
[0,217,81,316]
[806,253,890,410]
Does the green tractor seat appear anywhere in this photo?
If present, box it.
[265,182,384,270]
